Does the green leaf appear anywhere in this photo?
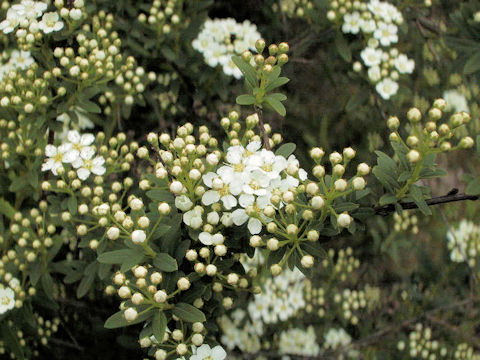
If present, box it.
[300,242,327,258]
[67,196,77,215]
[264,95,286,116]
[464,52,480,74]
[0,198,15,219]
[335,32,352,62]
[146,189,174,204]
[78,99,101,114]
[231,56,257,89]
[346,89,369,112]
[379,193,397,206]
[152,311,167,343]
[98,249,145,273]
[265,77,289,92]
[275,143,296,158]
[172,303,206,323]
[1,325,25,360]
[41,273,55,300]
[104,308,152,329]
[268,93,287,102]
[409,185,432,215]
[372,167,399,193]
[236,94,256,105]
[153,253,178,272]
[466,176,480,195]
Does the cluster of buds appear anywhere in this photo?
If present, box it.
[387,100,474,164]
[397,323,448,359]
[393,210,419,234]
[137,0,185,37]
[156,72,180,116]
[272,0,314,19]
[242,39,290,75]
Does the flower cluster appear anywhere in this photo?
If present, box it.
[446,220,480,266]
[397,324,449,358]
[218,309,262,354]
[0,0,71,46]
[0,49,35,80]
[137,0,186,38]
[393,211,419,234]
[272,0,314,19]
[328,0,414,99]
[192,18,261,79]
[324,327,352,351]
[278,326,320,357]
[42,130,106,180]
[0,284,16,315]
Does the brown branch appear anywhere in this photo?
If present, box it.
[374,189,479,216]
[254,106,271,150]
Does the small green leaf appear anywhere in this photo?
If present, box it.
[0,198,15,219]
[264,95,286,116]
[379,194,397,206]
[300,242,327,258]
[153,253,178,272]
[78,99,101,114]
[409,185,432,215]
[275,143,296,158]
[152,311,167,343]
[146,189,174,204]
[464,52,480,75]
[231,56,257,88]
[67,196,77,215]
[236,94,256,105]
[104,308,152,329]
[172,303,206,323]
[265,76,289,92]
[335,32,352,62]
[466,176,480,195]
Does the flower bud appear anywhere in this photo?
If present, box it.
[337,212,352,228]
[301,255,314,268]
[132,230,146,244]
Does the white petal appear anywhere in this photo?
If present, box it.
[247,218,262,235]
[92,164,106,176]
[239,194,254,208]
[232,209,248,226]
[211,346,227,360]
[44,144,57,157]
[80,133,95,145]
[80,146,95,160]
[202,190,220,205]
[202,172,217,187]
[77,168,90,180]
[63,149,79,163]
[221,195,237,210]
[67,130,80,144]
[198,232,213,245]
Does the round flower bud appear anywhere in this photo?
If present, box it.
[176,343,188,355]
[343,147,356,159]
[301,255,314,268]
[191,333,204,346]
[337,212,352,228]
[138,216,150,228]
[333,164,345,177]
[155,350,167,360]
[313,165,325,178]
[329,152,343,165]
[158,202,171,215]
[250,235,262,247]
[267,238,279,251]
[206,264,217,276]
[334,179,348,192]
[270,264,282,276]
[150,272,162,284]
[357,163,370,175]
[131,292,144,305]
[118,286,131,298]
[107,227,120,240]
[177,277,190,291]
[311,196,325,209]
[352,177,366,190]
[227,273,239,285]
[206,153,218,166]
[387,116,400,130]
[169,181,183,194]
[459,136,474,149]
[124,308,138,322]
[287,224,298,235]
[192,322,204,333]
[310,147,325,160]
[186,249,198,261]
[406,150,420,163]
[407,108,422,122]
[306,182,319,195]
[433,98,446,110]
[131,230,146,244]
[307,230,319,242]
[134,266,148,278]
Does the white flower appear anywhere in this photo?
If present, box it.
[72,148,106,180]
[202,167,242,210]
[324,328,352,349]
[232,208,263,235]
[12,0,47,19]
[9,50,35,70]
[66,130,95,160]
[198,232,224,246]
[443,90,470,113]
[190,344,227,360]
[375,78,399,100]
[360,47,383,67]
[342,12,363,34]
[367,65,381,82]
[38,12,64,34]
[361,19,377,34]
[394,54,415,74]
[42,143,77,175]
[374,22,398,47]
[183,206,203,229]
[0,287,15,314]
[175,195,194,212]
[0,9,23,34]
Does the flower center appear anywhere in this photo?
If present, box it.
[53,153,63,162]
[233,163,245,172]
[1,296,11,305]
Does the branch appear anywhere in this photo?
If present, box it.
[374,189,479,216]
[254,106,271,150]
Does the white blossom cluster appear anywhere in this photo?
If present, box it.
[174,344,227,360]
[324,327,352,350]
[192,18,261,79]
[278,326,320,357]
[248,266,306,324]
[41,130,106,180]
[218,309,262,354]
[328,0,415,100]
[446,220,480,266]
[442,89,470,114]
[0,0,66,36]
[177,138,307,238]
[0,49,35,81]
[0,284,16,315]
[397,323,448,358]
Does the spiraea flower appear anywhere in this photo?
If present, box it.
[41,144,77,175]
[0,286,15,315]
[189,344,227,360]
[38,11,64,33]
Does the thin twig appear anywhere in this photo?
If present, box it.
[374,189,479,216]
[254,106,271,150]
